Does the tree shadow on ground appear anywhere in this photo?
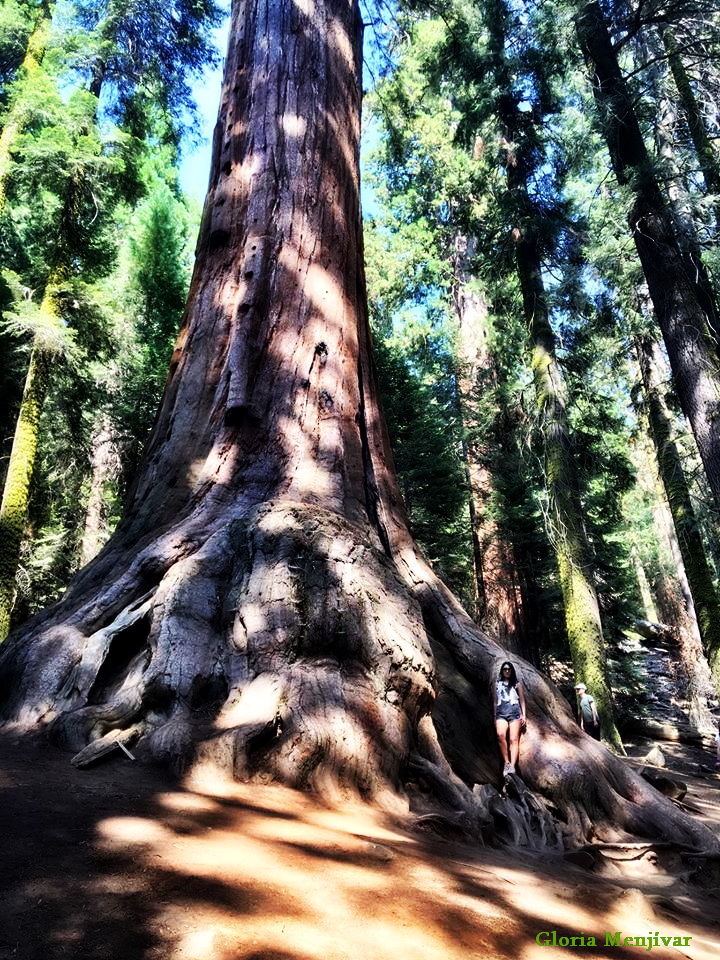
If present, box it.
[0,732,718,960]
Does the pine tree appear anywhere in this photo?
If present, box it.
[635,334,720,689]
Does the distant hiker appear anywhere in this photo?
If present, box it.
[575,682,600,740]
[495,661,526,777]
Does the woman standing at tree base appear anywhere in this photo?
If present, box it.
[495,661,526,776]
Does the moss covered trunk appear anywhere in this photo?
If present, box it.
[0,0,716,852]
[0,342,51,640]
[484,0,622,748]
[525,277,622,752]
[0,0,53,211]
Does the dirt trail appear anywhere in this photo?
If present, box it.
[0,734,718,960]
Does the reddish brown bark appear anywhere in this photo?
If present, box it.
[0,0,716,850]
[453,240,525,649]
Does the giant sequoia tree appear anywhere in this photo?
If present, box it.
[0,0,716,849]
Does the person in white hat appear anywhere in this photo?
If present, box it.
[574,682,600,739]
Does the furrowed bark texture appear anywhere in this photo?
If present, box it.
[576,2,720,509]
[79,416,121,566]
[0,0,716,851]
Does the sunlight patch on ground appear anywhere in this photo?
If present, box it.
[90,779,718,960]
[96,816,174,845]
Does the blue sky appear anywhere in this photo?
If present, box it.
[179,17,230,202]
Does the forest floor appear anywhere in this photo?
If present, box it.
[0,732,718,960]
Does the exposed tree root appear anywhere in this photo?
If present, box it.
[0,499,718,854]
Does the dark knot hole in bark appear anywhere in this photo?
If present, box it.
[87,614,152,706]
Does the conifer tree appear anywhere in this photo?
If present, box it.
[576,1,720,511]
[0,0,219,637]
[635,334,720,689]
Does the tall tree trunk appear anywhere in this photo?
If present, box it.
[520,236,622,750]
[0,0,715,851]
[453,235,525,650]
[484,0,623,748]
[654,90,720,351]
[630,542,659,623]
[576,1,720,509]
[0,2,56,636]
[0,342,51,640]
[659,22,720,227]
[79,415,121,566]
[635,334,720,690]
[0,169,78,640]
[0,0,53,212]
[637,440,717,734]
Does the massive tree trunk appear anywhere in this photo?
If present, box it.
[576,1,720,509]
[0,0,716,851]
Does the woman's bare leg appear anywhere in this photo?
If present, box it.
[508,718,522,767]
[495,718,510,764]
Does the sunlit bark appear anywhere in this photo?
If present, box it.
[79,416,121,566]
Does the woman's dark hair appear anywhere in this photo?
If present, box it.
[498,661,518,686]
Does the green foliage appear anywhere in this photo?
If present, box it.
[0,0,38,99]
[107,175,194,488]
[372,336,474,601]
[0,0,216,625]
[64,0,223,138]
